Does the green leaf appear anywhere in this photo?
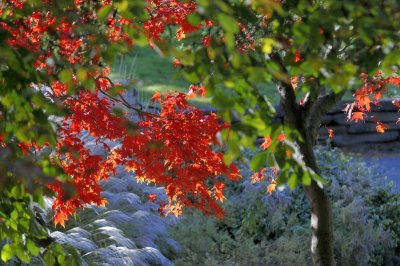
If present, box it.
[217,14,239,34]
[44,251,56,266]
[29,219,49,239]
[381,51,400,75]
[59,69,73,85]
[1,244,15,262]
[57,254,65,265]
[16,245,30,264]
[10,210,18,220]
[287,172,298,189]
[97,5,113,20]
[302,170,312,186]
[27,240,40,257]
[250,152,268,171]
[76,68,87,82]
[183,72,200,83]
[311,173,328,185]
[187,13,202,26]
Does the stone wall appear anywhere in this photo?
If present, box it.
[276,99,400,150]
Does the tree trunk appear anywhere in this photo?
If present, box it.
[278,96,335,264]
[303,180,334,266]
[295,127,334,265]
[298,130,334,266]
[276,71,342,265]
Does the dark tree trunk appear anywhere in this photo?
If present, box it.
[277,79,342,265]
[284,113,335,265]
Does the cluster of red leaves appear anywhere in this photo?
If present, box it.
[41,86,129,226]
[143,0,201,43]
[48,88,240,225]
[0,11,56,52]
[117,92,240,217]
[251,167,278,195]
[1,0,129,70]
[346,72,400,132]
[187,84,206,99]
[143,0,215,50]
[259,133,286,151]
[106,16,132,45]
[0,0,24,16]
[1,0,241,226]
[252,133,288,195]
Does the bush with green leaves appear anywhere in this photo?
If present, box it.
[172,147,400,266]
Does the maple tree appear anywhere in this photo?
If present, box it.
[1,0,400,265]
[143,1,400,265]
[0,0,239,263]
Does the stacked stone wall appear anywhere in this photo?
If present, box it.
[275,99,400,149]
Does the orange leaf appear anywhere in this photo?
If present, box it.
[277,133,286,143]
[173,58,180,68]
[291,76,299,90]
[267,179,277,195]
[260,136,272,150]
[54,212,68,227]
[148,194,157,202]
[294,49,301,62]
[198,85,207,99]
[350,112,366,122]
[100,198,108,207]
[251,168,266,184]
[354,89,371,111]
[376,122,388,133]
[151,91,161,104]
[213,183,226,202]
[373,91,383,100]
[328,128,334,138]
[187,85,198,99]
[176,28,186,40]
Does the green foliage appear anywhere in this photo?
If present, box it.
[0,184,81,266]
[166,0,400,175]
[172,148,400,265]
[110,46,214,107]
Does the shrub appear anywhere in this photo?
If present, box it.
[172,147,400,266]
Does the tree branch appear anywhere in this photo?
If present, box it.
[307,90,345,142]
[270,53,303,130]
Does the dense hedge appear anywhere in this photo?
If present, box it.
[172,147,400,266]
